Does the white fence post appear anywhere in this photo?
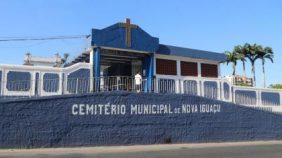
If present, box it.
[179,79,184,94]
[175,79,180,94]
[232,87,236,104]
[217,80,221,100]
[0,68,5,96]
[75,78,79,94]
[201,80,205,97]
[197,79,201,96]
[117,76,120,91]
[155,77,159,93]
[257,90,261,106]
[2,69,7,96]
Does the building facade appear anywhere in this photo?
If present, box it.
[0,19,281,111]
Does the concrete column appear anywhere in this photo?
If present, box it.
[2,69,6,96]
[89,49,94,92]
[144,53,154,92]
[175,79,180,94]
[61,73,65,95]
[229,85,233,102]
[217,81,221,100]
[94,47,101,91]
[0,69,3,95]
[179,79,184,94]
[256,90,261,106]
[217,63,221,77]
[232,87,236,104]
[197,62,202,96]
[59,72,63,95]
[34,72,40,96]
[30,71,36,97]
[177,60,181,77]
[176,60,181,94]
[197,80,201,96]
[197,62,202,78]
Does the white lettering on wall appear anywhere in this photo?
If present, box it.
[72,104,78,115]
[71,104,221,116]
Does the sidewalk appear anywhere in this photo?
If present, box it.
[1,140,282,156]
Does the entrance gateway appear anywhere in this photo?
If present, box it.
[83,18,224,93]
[0,18,226,97]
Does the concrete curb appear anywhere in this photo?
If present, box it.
[1,140,282,155]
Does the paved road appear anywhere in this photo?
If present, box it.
[1,141,282,158]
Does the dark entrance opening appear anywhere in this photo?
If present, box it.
[101,49,146,77]
[106,63,132,76]
[98,49,147,91]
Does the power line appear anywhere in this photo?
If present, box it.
[0,35,91,42]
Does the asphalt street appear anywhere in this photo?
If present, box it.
[1,141,282,158]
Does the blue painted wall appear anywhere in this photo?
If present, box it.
[91,23,159,52]
[1,92,282,149]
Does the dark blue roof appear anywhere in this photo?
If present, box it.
[92,23,159,52]
[90,20,226,63]
[156,44,226,62]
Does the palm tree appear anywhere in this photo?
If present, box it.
[244,43,261,87]
[225,51,238,76]
[234,45,247,77]
[256,47,274,88]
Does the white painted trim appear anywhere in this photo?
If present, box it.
[3,69,34,96]
[96,46,150,54]
[39,72,63,96]
[0,62,91,96]
[0,64,63,72]
[64,63,91,94]
[0,62,90,73]
[233,85,282,92]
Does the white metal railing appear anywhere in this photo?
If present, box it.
[0,76,155,97]
[1,75,282,112]
[155,75,282,110]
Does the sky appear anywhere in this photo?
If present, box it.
[0,0,281,87]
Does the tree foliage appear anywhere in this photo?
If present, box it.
[269,84,282,89]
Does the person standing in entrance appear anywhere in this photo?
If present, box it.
[134,72,142,92]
